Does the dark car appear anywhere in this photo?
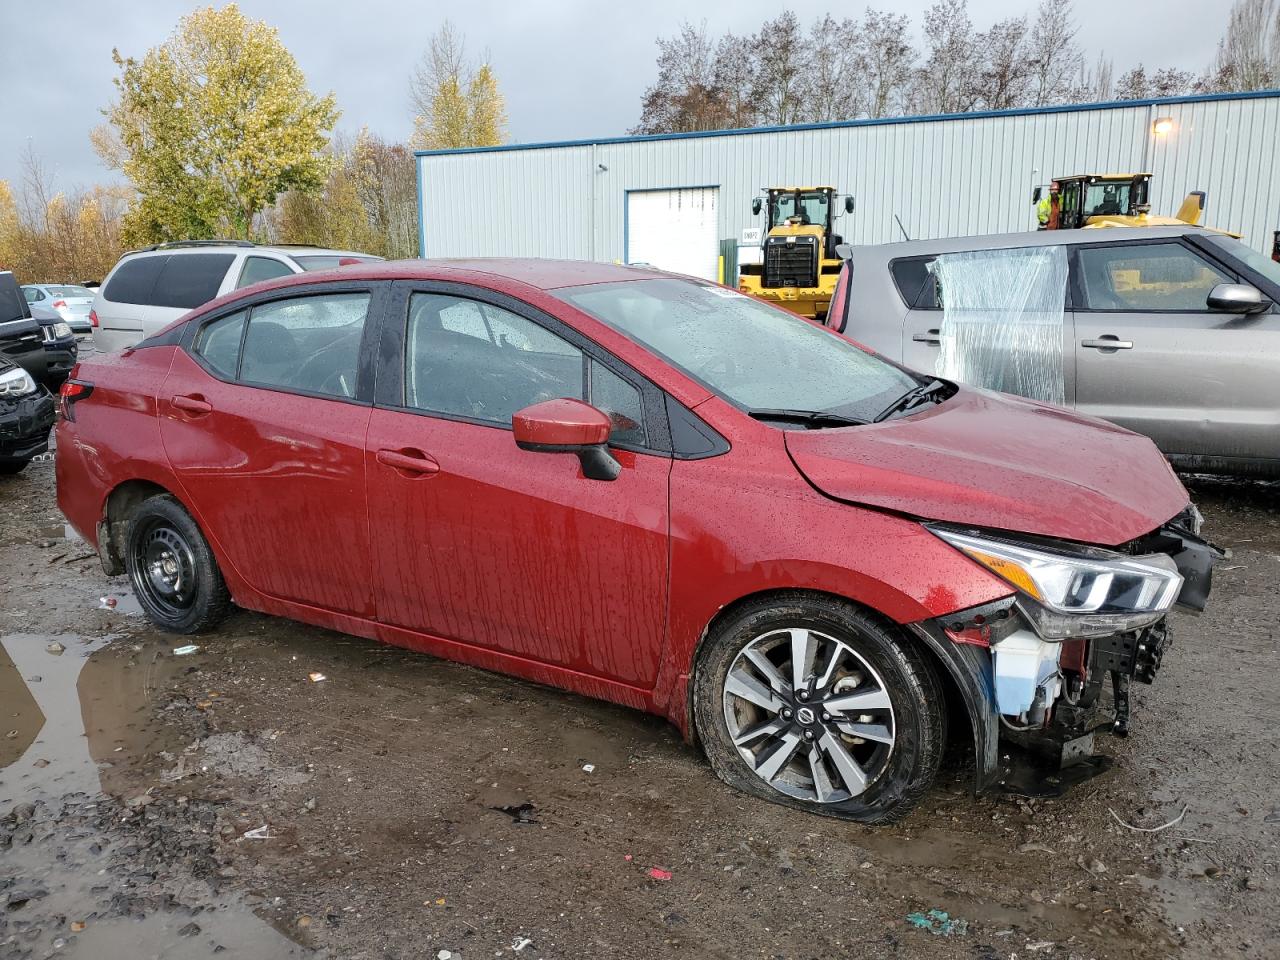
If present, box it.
[0,355,55,474]
[1,270,77,388]
[57,259,1218,822]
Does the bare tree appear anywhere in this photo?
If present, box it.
[857,9,915,119]
[632,22,727,134]
[1206,0,1280,91]
[975,16,1034,111]
[805,15,862,122]
[1029,0,1084,104]
[751,12,809,126]
[1114,64,1196,100]
[912,0,983,114]
[1072,52,1115,102]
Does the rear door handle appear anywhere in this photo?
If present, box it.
[912,328,941,345]
[1081,337,1134,350]
[172,395,212,415]
[377,449,440,476]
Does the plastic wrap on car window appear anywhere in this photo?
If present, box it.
[932,245,1068,406]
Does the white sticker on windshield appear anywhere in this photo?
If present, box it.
[702,287,746,298]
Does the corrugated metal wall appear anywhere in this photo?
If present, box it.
[418,93,1280,260]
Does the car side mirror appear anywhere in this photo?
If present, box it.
[513,398,620,481]
[752,198,762,216]
[1206,282,1271,314]
[834,243,852,261]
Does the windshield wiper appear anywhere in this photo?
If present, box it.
[871,378,951,423]
[748,408,868,428]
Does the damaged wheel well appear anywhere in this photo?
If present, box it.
[686,587,969,755]
[99,479,175,575]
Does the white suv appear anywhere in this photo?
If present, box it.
[91,241,382,353]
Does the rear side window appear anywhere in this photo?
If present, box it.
[240,293,371,399]
[103,256,167,305]
[237,256,294,289]
[151,254,235,308]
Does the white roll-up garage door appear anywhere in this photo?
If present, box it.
[626,187,719,281]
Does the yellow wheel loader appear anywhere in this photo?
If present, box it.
[1033,173,1239,235]
[738,186,854,319]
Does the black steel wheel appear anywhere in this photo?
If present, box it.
[694,593,945,824]
[124,494,231,633]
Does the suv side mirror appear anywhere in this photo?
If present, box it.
[1206,282,1271,314]
[752,198,762,216]
[513,398,620,481]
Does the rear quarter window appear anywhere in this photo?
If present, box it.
[890,258,939,309]
[102,256,167,305]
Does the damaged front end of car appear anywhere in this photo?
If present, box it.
[910,505,1223,794]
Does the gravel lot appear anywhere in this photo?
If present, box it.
[2,458,1277,960]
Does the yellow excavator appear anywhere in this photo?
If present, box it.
[1033,173,1236,234]
[738,186,854,319]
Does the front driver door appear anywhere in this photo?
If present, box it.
[1072,239,1279,461]
[365,284,671,689]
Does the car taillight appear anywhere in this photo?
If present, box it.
[89,309,98,328]
[337,257,362,266]
[58,379,94,421]
[52,299,68,310]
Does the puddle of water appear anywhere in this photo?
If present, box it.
[0,633,309,958]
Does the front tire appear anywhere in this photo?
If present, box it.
[0,460,29,475]
[124,495,231,634]
[693,593,945,824]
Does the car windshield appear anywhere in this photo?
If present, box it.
[771,191,829,228]
[555,279,921,422]
[1204,235,1280,287]
[44,285,94,298]
[292,255,382,271]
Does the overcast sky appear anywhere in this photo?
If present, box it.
[1,0,1228,193]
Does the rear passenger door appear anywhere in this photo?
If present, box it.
[158,281,386,617]
[1071,238,1277,460]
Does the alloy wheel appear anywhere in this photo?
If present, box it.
[722,627,896,803]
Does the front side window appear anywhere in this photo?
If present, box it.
[405,293,646,443]
[1204,234,1280,288]
[1077,243,1231,311]
[557,279,920,422]
[239,293,370,398]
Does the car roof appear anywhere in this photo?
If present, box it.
[851,225,1211,259]
[117,243,378,260]
[242,258,671,291]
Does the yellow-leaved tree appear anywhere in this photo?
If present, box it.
[409,22,508,150]
[96,3,338,244]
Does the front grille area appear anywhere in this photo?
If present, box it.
[763,237,818,288]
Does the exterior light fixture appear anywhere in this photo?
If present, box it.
[1152,116,1174,135]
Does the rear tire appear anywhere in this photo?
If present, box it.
[0,460,29,475]
[124,494,232,634]
[693,593,945,824]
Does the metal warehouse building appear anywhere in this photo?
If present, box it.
[416,91,1280,281]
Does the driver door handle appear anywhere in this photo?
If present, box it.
[1081,337,1133,350]
[377,449,440,476]
[912,328,941,345]
[172,394,212,415]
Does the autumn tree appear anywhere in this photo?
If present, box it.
[96,4,336,245]
[409,22,508,149]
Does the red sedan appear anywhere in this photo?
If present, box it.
[56,260,1218,822]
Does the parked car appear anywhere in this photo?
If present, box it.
[1,271,77,388]
[90,240,383,353]
[23,282,96,333]
[56,259,1218,822]
[825,225,1280,476]
[0,355,55,474]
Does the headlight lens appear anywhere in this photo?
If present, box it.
[928,526,1183,639]
[0,366,37,397]
[52,321,73,339]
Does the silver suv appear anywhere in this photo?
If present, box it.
[91,241,382,353]
[826,226,1280,476]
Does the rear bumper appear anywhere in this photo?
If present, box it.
[0,391,56,462]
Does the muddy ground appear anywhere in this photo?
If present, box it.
[1,458,1277,960]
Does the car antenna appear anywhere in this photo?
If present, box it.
[894,214,911,242]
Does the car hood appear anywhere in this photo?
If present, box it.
[784,387,1189,546]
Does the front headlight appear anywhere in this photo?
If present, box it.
[928,525,1183,639]
[52,321,73,339]
[0,366,37,397]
